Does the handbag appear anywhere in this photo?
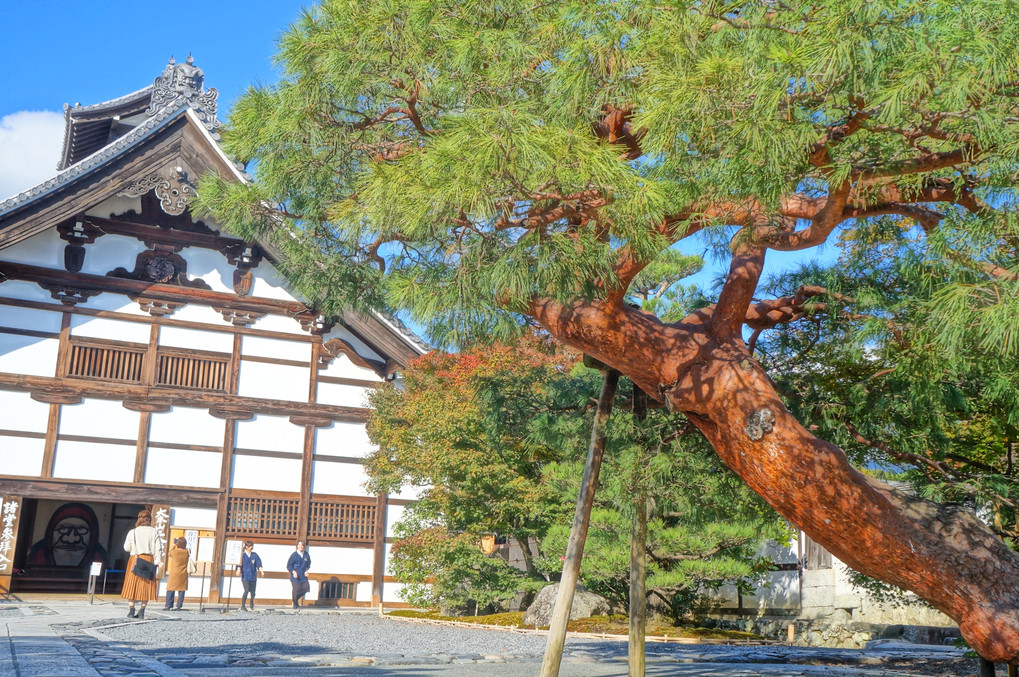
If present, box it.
[131,529,158,581]
[187,557,197,575]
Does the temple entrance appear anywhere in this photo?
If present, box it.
[10,499,146,594]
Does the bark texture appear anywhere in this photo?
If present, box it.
[531,297,1019,665]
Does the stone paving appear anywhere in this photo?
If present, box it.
[0,600,976,677]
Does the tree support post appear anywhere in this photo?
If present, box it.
[629,386,648,677]
[980,658,995,677]
[539,367,620,677]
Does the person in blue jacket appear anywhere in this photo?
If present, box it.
[238,540,263,611]
[286,540,311,609]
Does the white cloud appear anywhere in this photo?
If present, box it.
[0,111,65,201]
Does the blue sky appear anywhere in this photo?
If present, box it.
[0,1,310,199]
[0,0,831,297]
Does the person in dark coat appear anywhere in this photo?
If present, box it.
[238,540,263,611]
[286,540,311,609]
[164,537,193,611]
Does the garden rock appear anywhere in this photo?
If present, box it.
[522,583,611,627]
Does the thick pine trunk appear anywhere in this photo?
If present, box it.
[532,299,1019,665]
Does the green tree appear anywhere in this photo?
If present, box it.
[201,0,1019,661]
[365,336,786,615]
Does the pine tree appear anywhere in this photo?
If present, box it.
[199,0,1019,662]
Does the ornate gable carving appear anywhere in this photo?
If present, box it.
[118,168,196,216]
[106,245,211,290]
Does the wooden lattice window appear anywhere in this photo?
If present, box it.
[309,500,376,542]
[227,495,300,538]
[320,580,357,600]
[66,339,146,383]
[156,349,229,391]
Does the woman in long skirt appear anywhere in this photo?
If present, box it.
[121,509,163,619]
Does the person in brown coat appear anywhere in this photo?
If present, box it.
[164,537,193,611]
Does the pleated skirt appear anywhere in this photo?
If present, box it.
[121,554,159,601]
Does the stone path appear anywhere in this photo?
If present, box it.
[0,600,975,677]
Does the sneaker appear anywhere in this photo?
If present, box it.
[163,606,172,611]
[239,605,248,611]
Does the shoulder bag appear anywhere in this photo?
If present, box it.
[131,529,158,581]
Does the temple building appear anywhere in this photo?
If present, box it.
[0,57,426,607]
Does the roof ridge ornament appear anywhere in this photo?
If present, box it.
[146,55,220,134]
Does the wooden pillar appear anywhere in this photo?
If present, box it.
[371,492,388,607]
[133,412,152,484]
[0,496,23,598]
[40,404,60,477]
[309,341,321,403]
[297,426,315,544]
[209,418,237,603]
[540,368,619,677]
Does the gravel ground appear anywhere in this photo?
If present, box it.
[99,611,602,658]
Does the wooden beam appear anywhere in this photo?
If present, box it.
[0,476,220,506]
[0,296,318,343]
[371,492,388,608]
[309,342,321,403]
[0,372,370,422]
[0,261,313,320]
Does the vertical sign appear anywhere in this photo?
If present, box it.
[184,529,198,555]
[224,539,243,566]
[0,496,23,597]
[152,504,171,575]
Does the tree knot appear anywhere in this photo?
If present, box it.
[745,408,776,440]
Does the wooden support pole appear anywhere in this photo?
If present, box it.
[539,368,619,677]
[1007,663,1017,677]
[980,658,996,677]
[628,385,647,677]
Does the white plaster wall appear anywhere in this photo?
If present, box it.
[0,436,44,476]
[0,334,59,376]
[249,544,297,573]
[235,415,304,453]
[249,265,301,301]
[0,280,53,303]
[315,422,374,458]
[71,316,152,344]
[59,398,139,437]
[385,504,406,535]
[171,507,217,530]
[149,407,225,447]
[158,326,234,353]
[0,228,62,267]
[309,546,374,576]
[78,233,148,277]
[320,354,386,381]
[0,305,62,333]
[356,581,373,602]
[383,581,406,604]
[53,440,135,482]
[310,461,370,496]
[232,455,302,492]
[743,571,800,611]
[317,382,371,409]
[145,448,221,488]
[237,361,309,402]
[0,389,52,432]
[78,293,147,314]
[163,304,231,327]
[177,247,234,294]
[85,195,141,219]
[390,483,425,502]
[248,314,308,335]
[242,335,310,362]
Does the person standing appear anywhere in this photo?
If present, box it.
[286,540,311,609]
[164,537,194,611]
[238,540,263,611]
[122,509,163,619]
